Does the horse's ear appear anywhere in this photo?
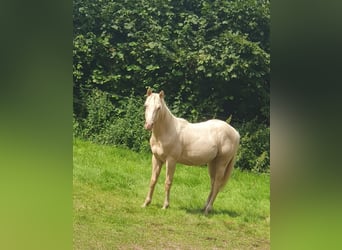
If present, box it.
[159,90,165,99]
[146,87,152,96]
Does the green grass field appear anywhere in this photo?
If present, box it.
[73,139,270,249]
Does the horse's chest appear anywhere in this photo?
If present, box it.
[151,142,166,159]
[150,139,175,161]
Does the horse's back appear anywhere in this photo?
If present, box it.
[209,119,239,140]
[189,119,239,139]
[201,119,239,149]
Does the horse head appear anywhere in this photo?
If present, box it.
[144,88,165,130]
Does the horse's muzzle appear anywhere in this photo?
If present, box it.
[144,122,153,131]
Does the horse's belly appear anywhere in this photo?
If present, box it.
[178,157,207,166]
[178,147,217,166]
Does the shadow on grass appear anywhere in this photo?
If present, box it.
[181,207,240,217]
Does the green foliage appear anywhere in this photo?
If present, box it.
[98,91,150,152]
[73,0,270,123]
[235,119,270,173]
[73,0,270,172]
[83,89,115,138]
[74,89,150,152]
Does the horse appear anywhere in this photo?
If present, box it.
[142,88,240,214]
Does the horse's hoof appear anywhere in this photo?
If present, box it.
[162,204,169,209]
[203,206,212,215]
[142,201,151,208]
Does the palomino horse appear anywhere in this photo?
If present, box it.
[142,88,240,214]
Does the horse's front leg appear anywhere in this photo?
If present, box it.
[162,159,176,209]
[142,154,163,207]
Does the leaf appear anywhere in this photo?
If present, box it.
[146,65,160,71]
[128,42,137,47]
[172,70,183,76]
[124,22,134,30]
[147,42,158,49]
[127,65,141,72]
[111,24,119,30]
[197,65,205,72]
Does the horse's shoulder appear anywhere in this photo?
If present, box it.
[177,117,188,123]
[176,118,189,128]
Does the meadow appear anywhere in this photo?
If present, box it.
[73,139,270,249]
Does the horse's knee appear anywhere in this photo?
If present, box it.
[165,180,172,191]
[150,177,158,186]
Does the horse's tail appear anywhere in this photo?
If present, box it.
[220,132,240,190]
[220,154,236,190]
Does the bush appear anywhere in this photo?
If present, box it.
[98,92,150,152]
[74,89,150,152]
[235,119,270,173]
[73,0,270,125]
[74,88,115,141]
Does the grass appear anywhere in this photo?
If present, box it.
[73,139,270,249]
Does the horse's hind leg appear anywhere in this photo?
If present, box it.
[203,159,229,215]
[203,162,216,211]
[142,154,163,207]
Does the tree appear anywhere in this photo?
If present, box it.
[73,0,270,123]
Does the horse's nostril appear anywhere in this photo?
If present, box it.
[145,122,153,130]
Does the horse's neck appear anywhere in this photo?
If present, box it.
[152,104,176,138]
